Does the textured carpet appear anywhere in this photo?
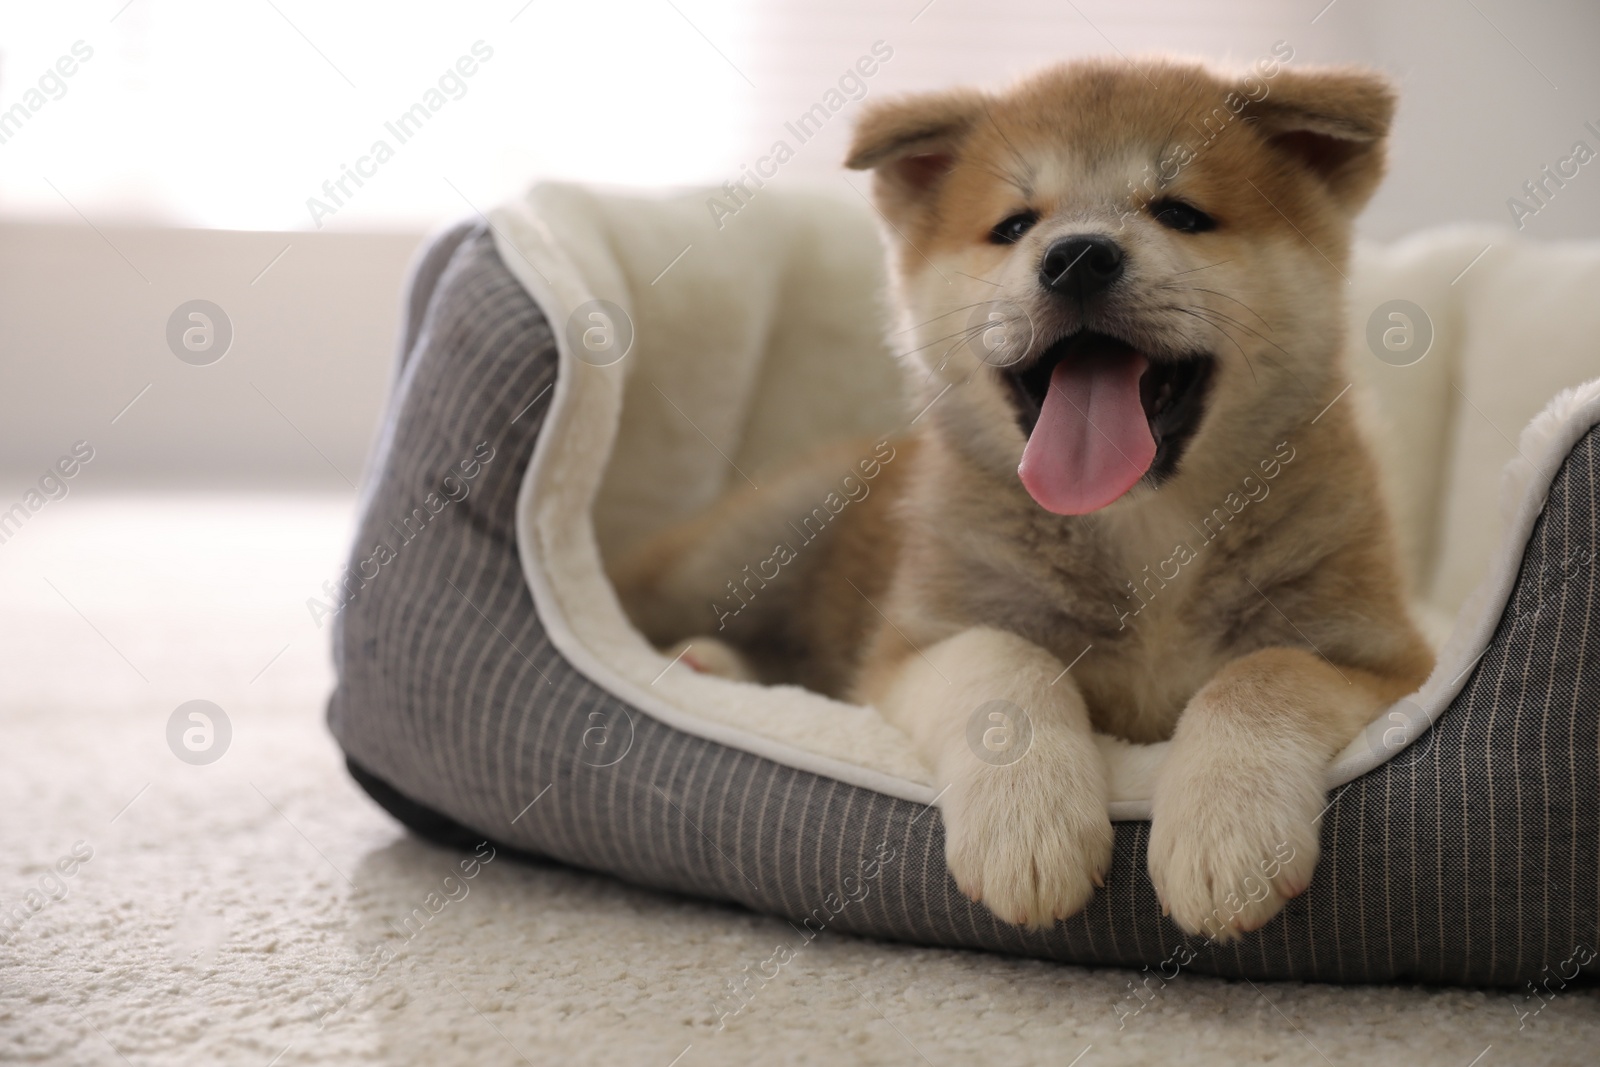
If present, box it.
[1,495,1596,1065]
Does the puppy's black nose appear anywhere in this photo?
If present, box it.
[1039,235,1124,299]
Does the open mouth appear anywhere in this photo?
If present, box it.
[1002,331,1214,515]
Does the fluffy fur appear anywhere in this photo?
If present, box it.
[613,56,1433,939]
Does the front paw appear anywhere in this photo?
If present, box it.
[1146,762,1321,942]
[942,741,1113,928]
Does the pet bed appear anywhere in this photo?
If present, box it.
[328,182,1600,986]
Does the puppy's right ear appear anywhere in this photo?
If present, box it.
[845,89,985,227]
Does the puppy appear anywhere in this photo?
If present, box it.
[612,55,1434,940]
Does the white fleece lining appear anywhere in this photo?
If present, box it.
[498,184,939,805]
[493,182,1600,820]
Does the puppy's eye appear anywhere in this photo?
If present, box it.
[1150,199,1216,234]
[989,211,1039,244]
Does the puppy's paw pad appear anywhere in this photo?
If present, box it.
[663,638,757,682]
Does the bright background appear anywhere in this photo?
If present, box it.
[2,0,1597,237]
[1,0,1597,487]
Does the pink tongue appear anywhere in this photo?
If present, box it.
[1018,352,1155,514]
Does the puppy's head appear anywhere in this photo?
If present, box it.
[847,55,1393,515]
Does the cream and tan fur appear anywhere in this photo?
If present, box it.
[612,55,1433,940]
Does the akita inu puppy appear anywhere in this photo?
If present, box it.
[613,55,1433,939]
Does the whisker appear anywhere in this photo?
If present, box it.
[934,325,991,374]
[1170,260,1232,277]
[1160,284,1273,330]
[1167,304,1258,385]
[965,153,1030,197]
[1153,114,1186,188]
[981,101,1034,195]
[1155,291,1287,357]
[1179,302,1290,356]
[1178,305,1315,393]
[892,301,996,336]
[906,321,989,361]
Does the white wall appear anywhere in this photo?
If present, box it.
[1363,0,1600,241]
[1,0,1595,488]
[0,225,420,490]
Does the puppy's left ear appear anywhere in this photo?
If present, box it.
[1246,66,1396,213]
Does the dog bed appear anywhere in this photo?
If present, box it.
[328,183,1600,986]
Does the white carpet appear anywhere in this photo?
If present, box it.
[1,494,1596,1066]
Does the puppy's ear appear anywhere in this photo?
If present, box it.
[845,89,985,225]
[1246,66,1395,213]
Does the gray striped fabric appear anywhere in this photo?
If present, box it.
[328,223,1600,987]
